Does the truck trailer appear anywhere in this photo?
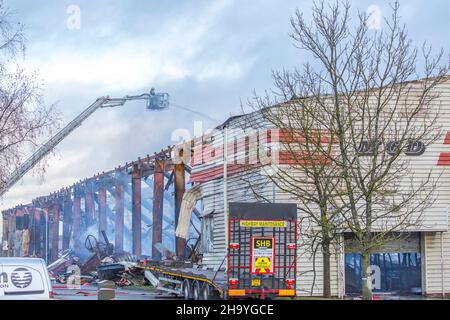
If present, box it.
[137,202,298,300]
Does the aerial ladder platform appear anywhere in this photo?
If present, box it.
[0,89,169,197]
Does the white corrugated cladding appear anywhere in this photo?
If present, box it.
[195,113,276,268]
[193,77,450,296]
[422,78,450,295]
[200,171,274,267]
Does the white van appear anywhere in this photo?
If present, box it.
[0,258,53,300]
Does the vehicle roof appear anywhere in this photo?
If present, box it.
[0,257,46,266]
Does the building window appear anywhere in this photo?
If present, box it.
[345,252,422,295]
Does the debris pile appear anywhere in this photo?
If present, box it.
[48,231,141,287]
[48,231,202,290]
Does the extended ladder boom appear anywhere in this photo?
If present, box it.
[0,89,169,197]
[0,97,131,197]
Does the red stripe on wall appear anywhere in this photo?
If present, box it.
[278,151,333,166]
[437,152,450,166]
[276,129,334,144]
[189,151,333,183]
[444,132,450,145]
[189,164,261,183]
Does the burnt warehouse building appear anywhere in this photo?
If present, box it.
[182,76,450,297]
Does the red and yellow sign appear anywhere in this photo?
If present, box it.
[250,237,275,275]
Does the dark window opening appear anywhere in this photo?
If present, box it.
[345,252,422,295]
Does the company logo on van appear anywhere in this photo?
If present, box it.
[10,268,33,288]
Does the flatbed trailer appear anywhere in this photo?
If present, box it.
[137,263,227,300]
[137,202,298,300]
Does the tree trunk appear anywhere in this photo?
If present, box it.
[322,243,332,298]
[361,252,372,300]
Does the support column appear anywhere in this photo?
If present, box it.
[174,163,186,259]
[98,186,107,238]
[1,212,8,257]
[131,164,142,256]
[8,210,15,257]
[51,204,60,262]
[22,207,31,257]
[62,193,72,251]
[73,189,82,255]
[152,160,165,260]
[44,207,51,262]
[85,182,95,226]
[115,176,125,253]
[15,209,23,257]
[34,209,41,257]
[40,210,48,262]
[28,208,35,256]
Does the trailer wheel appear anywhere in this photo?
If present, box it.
[182,280,192,300]
[201,283,212,300]
[192,280,201,300]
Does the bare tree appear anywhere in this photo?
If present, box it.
[0,1,59,193]
[243,0,448,299]
[242,80,345,298]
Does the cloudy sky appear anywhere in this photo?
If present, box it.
[0,0,449,211]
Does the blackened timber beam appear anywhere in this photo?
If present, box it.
[85,182,95,227]
[97,190,136,251]
[28,201,51,261]
[192,208,201,219]
[107,186,172,232]
[93,189,127,238]
[1,213,8,256]
[80,147,173,184]
[98,187,107,238]
[8,211,15,256]
[40,209,48,262]
[152,159,164,260]
[43,206,51,262]
[127,180,174,219]
[5,211,9,256]
[33,208,42,257]
[164,172,174,191]
[108,186,174,241]
[51,204,60,262]
[92,173,118,241]
[73,187,82,255]
[141,178,173,205]
[62,192,72,251]
[11,209,18,257]
[174,162,186,259]
[131,163,142,256]
[115,176,125,253]
[16,208,24,231]
[13,209,23,257]
[26,207,34,257]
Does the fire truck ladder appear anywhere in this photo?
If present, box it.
[0,89,169,197]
